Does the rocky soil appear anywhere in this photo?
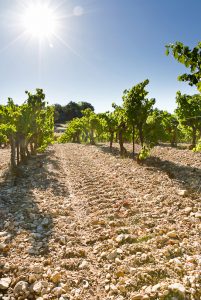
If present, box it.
[0,143,201,300]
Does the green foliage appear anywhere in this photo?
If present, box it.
[98,111,119,146]
[160,111,179,146]
[175,92,201,146]
[59,117,84,143]
[54,101,94,123]
[112,104,129,155]
[99,111,118,135]
[123,79,155,146]
[144,109,167,146]
[111,104,128,134]
[81,109,102,144]
[166,41,201,91]
[138,146,150,160]
[60,109,102,145]
[193,139,201,152]
[0,89,54,169]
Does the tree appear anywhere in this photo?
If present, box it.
[166,41,201,91]
[112,104,128,156]
[144,109,166,146]
[99,111,118,149]
[123,79,155,151]
[64,101,82,121]
[0,89,54,171]
[143,109,179,147]
[59,118,84,143]
[175,92,201,147]
[161,111,179,147]
[54,101,94,123]
[81,109,102,145]
[54,104,65,123]
[78,101,94,112]
[60,109,102,145]
[0,99,20,169]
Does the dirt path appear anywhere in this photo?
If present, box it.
[0,143,201,299]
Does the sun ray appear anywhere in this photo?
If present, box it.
[2,0,92,75]
[0,31,27,54]
[52,33,84,59]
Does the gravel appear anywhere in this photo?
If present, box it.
[0,143,200,299]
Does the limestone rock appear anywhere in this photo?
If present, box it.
[79,260,88,269]
[0,278,11,290]
[177,189,188,196]
[32,281,43,294]
[194,212,201,219]
[169,283,186,295]
[14,281,29,295]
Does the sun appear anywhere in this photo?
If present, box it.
[22,3,57,39]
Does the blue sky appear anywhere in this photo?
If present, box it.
[0,0,200,112]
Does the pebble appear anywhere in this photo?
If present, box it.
[131,294,143,300]
[0,278,11,290]
[51,272,61,283]
[176,189,188,196]
[0,243,8,252]
[169,283,186,295]
[167,231,178,238]
[1,144,201,300]
[14,281,29,295]
[83,280,89,288]
[194,212,201,219]
[32,281,44,294]
[79,260,88,269]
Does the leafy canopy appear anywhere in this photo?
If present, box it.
[166,41,201,91]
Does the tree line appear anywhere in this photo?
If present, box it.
[54,101,94,123]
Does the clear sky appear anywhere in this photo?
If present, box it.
[0,0,200,113]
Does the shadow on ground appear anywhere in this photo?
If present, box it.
[96,143,201,194]
[0,148,69,256]
[144,156,201,194]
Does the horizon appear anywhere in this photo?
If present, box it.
[0,0,200,113]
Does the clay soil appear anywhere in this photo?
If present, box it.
[0,143,201,300]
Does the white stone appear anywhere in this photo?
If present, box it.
[32,281,43,294]
[0,278,11,290]
[110,284,118,293]
[0,231,8,237]
[195,212,201,219]
[115,234,125,243]
[184,207,192,214]
[79,260,88,269]
[152,283,161,292]
[169,283,186,295]
[177,189,188,196]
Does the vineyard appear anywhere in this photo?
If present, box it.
[0,42,201,299]
[0,89,54,171]
[0,142,201,300]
